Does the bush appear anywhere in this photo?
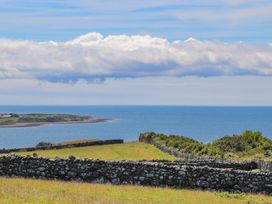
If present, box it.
[36,142,55,148]
[69,155,76,160]
[139,131,272,159]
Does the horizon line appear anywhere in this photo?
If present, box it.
[0,104,272,107]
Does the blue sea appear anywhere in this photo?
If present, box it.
[0,106,272,148]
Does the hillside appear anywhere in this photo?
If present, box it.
[139,131,272,160]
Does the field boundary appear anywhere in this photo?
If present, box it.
[0,155,271,195]
[0,139,124,154]
[140,137,272,171]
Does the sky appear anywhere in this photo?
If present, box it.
[0,0,272,105]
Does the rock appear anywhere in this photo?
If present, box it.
[112,178,120,184]
[38,167,45,171]
[139,176,145,181]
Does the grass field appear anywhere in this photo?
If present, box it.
[17,142,177,160]
[0,177,271,204]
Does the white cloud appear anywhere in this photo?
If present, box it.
[0,32,271,82]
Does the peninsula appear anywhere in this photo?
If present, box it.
[0,113,110,128]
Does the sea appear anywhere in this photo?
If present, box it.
[0,105,272,148]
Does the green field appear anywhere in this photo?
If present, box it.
[18,142,177,160]
[0,177,271,204]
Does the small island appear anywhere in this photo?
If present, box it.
[0,113,110,128]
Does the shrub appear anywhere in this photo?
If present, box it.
[139,131,272,159]
[69,155,76,160]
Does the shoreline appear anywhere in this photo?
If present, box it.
[0,118,112,128]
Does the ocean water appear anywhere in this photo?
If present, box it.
[0,106,271,148]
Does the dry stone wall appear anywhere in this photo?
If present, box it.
[0,155,271,195]
[142,160,258,171]
[148,140,272,172]
[0,139,124,154]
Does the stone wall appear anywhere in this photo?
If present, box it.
[255,160,272,171]
[142,160,258,171]
[148,140,272,172]
[0,155,271,195]
[0,139,124,154]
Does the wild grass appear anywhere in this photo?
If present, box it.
[0,177,271,204]
[17,142,177,160]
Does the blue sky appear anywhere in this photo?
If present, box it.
[0,0,271,42]
[0,0,271,105]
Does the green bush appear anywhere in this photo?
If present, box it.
[68,155,76,160]
[140,131,272,159]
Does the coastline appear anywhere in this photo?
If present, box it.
[0,118,112,128]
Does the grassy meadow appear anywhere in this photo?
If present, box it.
[0,177,271,204]
[17,142,177,160]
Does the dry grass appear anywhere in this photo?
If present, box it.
[0,177,271,204]
[17,142,177,160]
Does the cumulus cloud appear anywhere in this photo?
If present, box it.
[0,32,271,82]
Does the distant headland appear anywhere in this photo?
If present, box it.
[0,113,111,128]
